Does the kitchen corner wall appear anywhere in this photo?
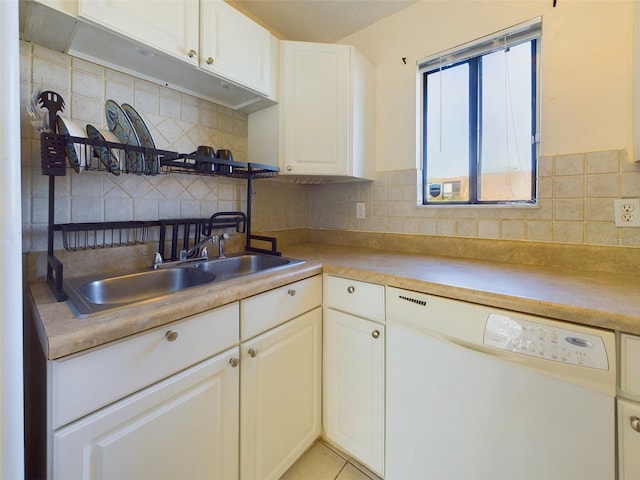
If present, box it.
[20,38,640,257]
[20,42,255,252]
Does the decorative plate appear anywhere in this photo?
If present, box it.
[121,103,159,175]
[105,99,144,174]
[86,124,121,175]
[56,116,86,173]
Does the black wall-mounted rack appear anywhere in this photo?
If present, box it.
[37,91,281,302]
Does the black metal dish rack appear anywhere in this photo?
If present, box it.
[38,92,281,302]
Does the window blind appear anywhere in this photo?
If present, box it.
[418,17,542,73]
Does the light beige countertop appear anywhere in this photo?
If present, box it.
[29,260,322,360]
[282,243,640,336]
[29,242,640,360]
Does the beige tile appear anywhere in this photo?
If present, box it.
[586,198,615,222]
[586,150,619,174]
[336,463,373,480]
[554,198,584,221]
[526,220,553,242]
[478,219,499,239]
[553,175,584,198]
[553,221,584,244]
[538,156,553,177]
[456,218,477,237]
[501,219,525,240]
[280,442,346,480]
[586,173,619,198]
[526,199,552,220]
[621,171,640,197]
[554,153,584,175]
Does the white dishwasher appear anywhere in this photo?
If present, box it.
[385,287,616,480]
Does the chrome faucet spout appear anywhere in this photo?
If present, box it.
[185,235,218,259]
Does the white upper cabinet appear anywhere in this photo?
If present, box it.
[200,0,271,96]
[22,0,276,111]
[281,42,350,176]
[77,0,199,66]
[281,41,375,179]
[249,40,375,180]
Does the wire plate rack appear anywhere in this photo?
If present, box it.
[58,221,151,251]
[40,132,280,179]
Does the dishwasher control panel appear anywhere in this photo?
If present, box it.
[483,314,609,370]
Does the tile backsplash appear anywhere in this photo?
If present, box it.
[21,42,257,252]
[21,42,640,255]
[306,150,640,248]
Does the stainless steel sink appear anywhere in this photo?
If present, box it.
[195,253,303,279]
[65,267,217,316]
[64,252,305,317]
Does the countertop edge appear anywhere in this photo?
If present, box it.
[30,261,323,360]
[30,242,640,359]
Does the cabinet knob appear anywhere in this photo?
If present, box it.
[287,289,296,296]
[286,165,293,171]
[631,416,640,433]
[165,330,178,342]
[372,330,380,339]
[188,49,197,58]
[347,285,355,294]
[248,347,258,358]
[229,357,239,368]
[207,57,214,65]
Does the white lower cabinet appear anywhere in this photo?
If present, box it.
[322,275,385,477]
[323,309,384,476]
[54,347,240,479]
[240,307,322,480]
[42,275,323,480]
[618,398,640,479]
[618,333,640,479]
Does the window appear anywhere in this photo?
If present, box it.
[420,18,541,205]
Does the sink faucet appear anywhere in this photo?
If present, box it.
[182,235,218,260]
[143,251,164,270]
[218,233,229,258]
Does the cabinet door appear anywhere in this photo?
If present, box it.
[54,348,240,480]
[323,308,385,476]
[78,0,199,66]
[200,0,271,95]
[280,41,350,176]
[618,399,640,480]
[240,308,322,480]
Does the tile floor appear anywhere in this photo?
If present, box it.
[280,441,382,480]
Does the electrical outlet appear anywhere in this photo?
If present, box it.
[614,199,640,227]
[356,202,366,219]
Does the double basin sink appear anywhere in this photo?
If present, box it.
[64,252,305,317]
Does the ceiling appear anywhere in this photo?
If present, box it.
[230,0,418,43]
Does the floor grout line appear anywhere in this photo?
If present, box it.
[333,461,348,480]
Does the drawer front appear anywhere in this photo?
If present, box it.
[240,275,322,340]
[324,274,385,323]
[52,302,239,429]
[621,333,640,400]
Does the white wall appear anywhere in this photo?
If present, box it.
[1,1,25,478]
[340,0,634,172]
